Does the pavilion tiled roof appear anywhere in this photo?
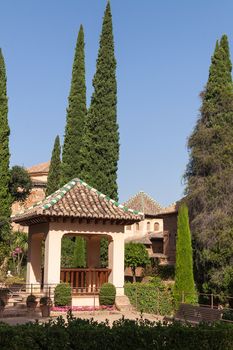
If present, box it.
[12,179,144,225]
[124,191,162,216]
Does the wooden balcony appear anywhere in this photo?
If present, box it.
[60,268,111,294]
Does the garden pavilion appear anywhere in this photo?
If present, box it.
[12,179,143,305]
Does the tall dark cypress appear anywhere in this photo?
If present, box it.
[46,135,61,196]
[174,204,197,304]
[185,35,233,295]
[80,2,119,200]
[0,49,11,240]
[61,25,86,185]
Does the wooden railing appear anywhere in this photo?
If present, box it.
[60,268,111,294]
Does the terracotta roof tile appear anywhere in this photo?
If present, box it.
[124,191,162,216]
[12,179,144,225]
[27,161,50,174]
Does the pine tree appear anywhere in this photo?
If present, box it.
[61,25,86,185]
[185,35,233,295]
[73,237,86,268]
[174,204,197,304]
[80,2,119,200]
[0,49,11,241]
[46,135,61,196]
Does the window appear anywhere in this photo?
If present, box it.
[136,223,140,231]
[154,222,160,231]
[126,225,131,231]
[147,221,151,231]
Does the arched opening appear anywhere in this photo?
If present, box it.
[147,221,151,231]
[136,222,140,231]
[154,222,160,231]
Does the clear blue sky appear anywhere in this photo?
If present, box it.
[0,0,233,206]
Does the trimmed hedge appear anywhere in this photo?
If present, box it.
[125,281,174,316]
[0,316,233,349]
[99,283,116,306]
[54,283,71,306]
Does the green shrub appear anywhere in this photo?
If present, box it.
[0,316,233,350]
[0,298,5,307]
[54,283,71,306]
[125,281,174,315]
[40,296,52,306]
[99,283,116,306]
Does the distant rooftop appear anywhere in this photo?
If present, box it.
[27,161,50,174]
[124,191,162,216]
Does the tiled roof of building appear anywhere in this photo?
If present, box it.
[12,179,144,225]
[27,161,50,174]
[124,191,162,216]
[156,202,179,215]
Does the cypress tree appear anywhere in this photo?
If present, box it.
[73,237,86,268]
[0,49,11,241]
[185,35,233,295]
[80,2,119,200]
[46,135,61,196]
[61,25,86,185]
[174,204,197,304]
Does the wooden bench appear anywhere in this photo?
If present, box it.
[169,303,222,324]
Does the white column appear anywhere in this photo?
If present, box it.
[43,230,64,286]
[108,233,125,296]
[87,236,100,268]
[26,232,42,292]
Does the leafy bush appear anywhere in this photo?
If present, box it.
[125,281,174,315]
[99,283,116,306]
[40,296,52,306]
[125,243,150,282]
[54,283,71,306]
[0,316,233,350]
[0,298,5,307]
[222,309,233,321]
[26,294,37,307]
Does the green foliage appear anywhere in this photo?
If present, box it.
[99,282,116,305]
[40,296,52,306]
[80,2,119,200]
[73,237,86,268]
[62,25,86,185]
[174,204,197,304]
[125,242,150,282]
[9,231,28,276]
[125,280,174,315]
[0,49,11,242]
[185,35,233,294]
[46,135,61,196]
[0,316,233,350]
[100,237,108,267]
[61,237,75,267]
[9,166,32,202]
[54,283,71,306]
[26,294,37,306]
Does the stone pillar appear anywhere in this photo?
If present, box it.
[43,230,64,286]
[26,232,43,292]
[108,233,125,296]
[87,236,101,268]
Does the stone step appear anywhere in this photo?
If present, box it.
[0,307,41,318]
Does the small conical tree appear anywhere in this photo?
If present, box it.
[80,2,119,200]
[73,237,86,268]
[61,25,86,185]
[0,49,11,241]
[174,204,197,304]
[46,136,61,196]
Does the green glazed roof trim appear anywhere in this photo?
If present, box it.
[42,178,143,216]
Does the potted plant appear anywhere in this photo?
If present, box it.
[26,294,37,312]
[40,296,52,317]
[0,298,5,316]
